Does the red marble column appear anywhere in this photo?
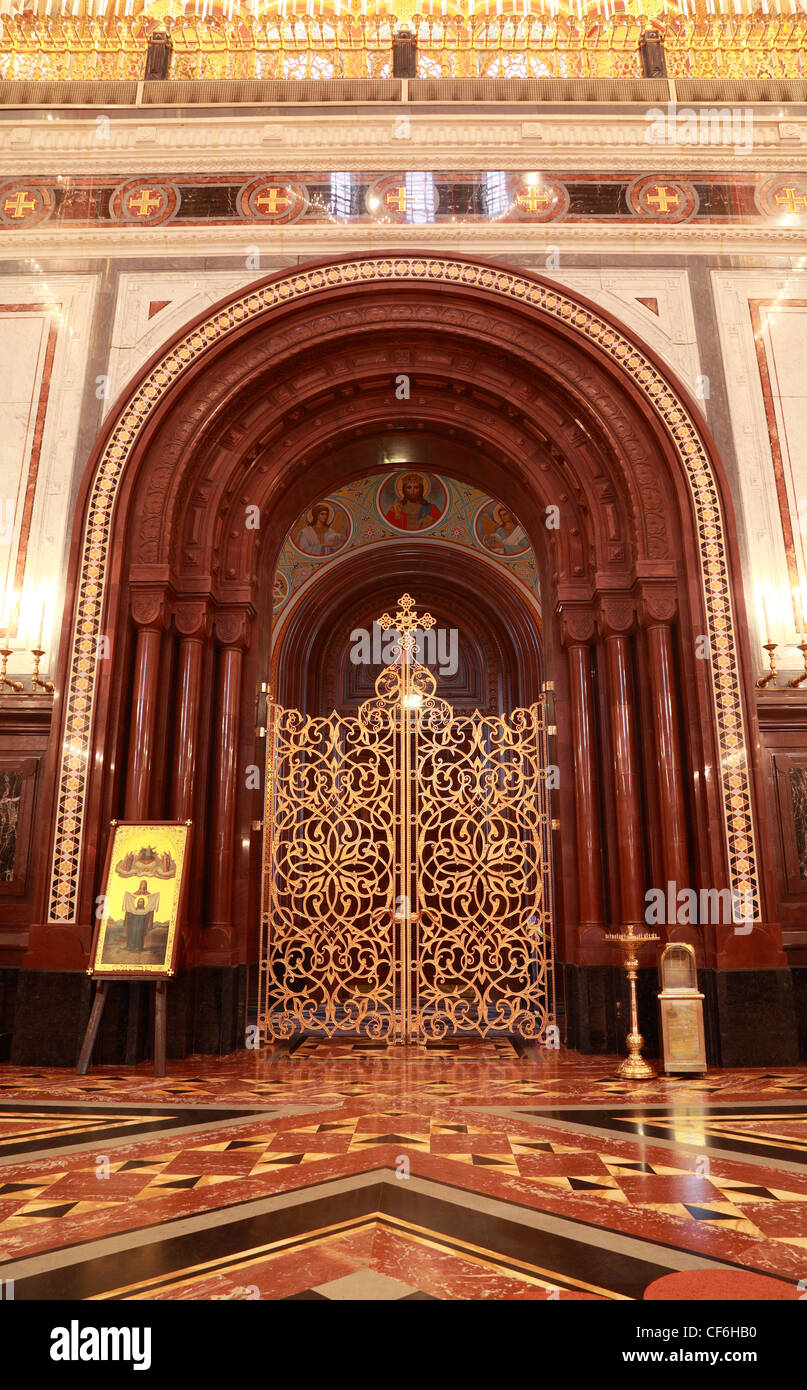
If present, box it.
[562,609,604,933]
[209,610,250,935]
[600,598,646,927]
[641,591,689,892]
[125,594,167,820]
[171,602,211,822]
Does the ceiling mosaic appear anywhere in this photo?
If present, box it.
[272,467,541,630]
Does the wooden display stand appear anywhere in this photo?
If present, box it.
[76,818,192,1078]
[76,979,168,1077]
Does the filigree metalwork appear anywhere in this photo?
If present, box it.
[260,696,398,1040]
[414,699,555,1039]
[260,593,555,1043]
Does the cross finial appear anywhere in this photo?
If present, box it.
[378,593,435,635]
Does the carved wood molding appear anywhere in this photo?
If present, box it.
[598,594,637,637]
[174,599,212,640]
[214,607,251,649]
[130,590,169,629]
[116,289,681,589]
[638,584,679,627]
[559,604,597,647]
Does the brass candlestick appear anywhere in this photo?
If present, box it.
[756,641,778,688]
[0,647,23,693]
[604,923,660,1080]
[788,641,807,689]
[30,648,53,693]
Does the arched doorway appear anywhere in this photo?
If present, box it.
[264,459,551,1043]
[20,253,792,1064]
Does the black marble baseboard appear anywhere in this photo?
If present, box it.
[0,965,18,1036]
[562,962,800,1067]
[791,967,807,1061]
[4,962,801,1067]
[8,970,92,1067]
[7,965,249,1068]
[701,967,799,1068]
[561,963,660,1060]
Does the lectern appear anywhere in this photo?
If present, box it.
[658,942,707,1075]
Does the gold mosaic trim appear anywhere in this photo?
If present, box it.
[48,256,760,925]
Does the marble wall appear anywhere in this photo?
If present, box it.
[713,271,807,663]
[0,276,99,679]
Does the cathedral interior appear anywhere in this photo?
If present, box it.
[0,0,806,1333]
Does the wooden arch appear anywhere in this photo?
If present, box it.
[27,254,783,1030]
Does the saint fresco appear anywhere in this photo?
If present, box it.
[475,501,529,557]
[290,501,349,557]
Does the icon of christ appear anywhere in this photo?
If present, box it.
[123,878,160,952]
[385,471,442,531]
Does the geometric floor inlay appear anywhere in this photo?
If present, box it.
[2,1050,807,1299]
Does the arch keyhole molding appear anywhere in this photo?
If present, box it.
[27,252,787,1059]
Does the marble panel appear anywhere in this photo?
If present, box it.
[711,269,807,662]
[0,278,99,679]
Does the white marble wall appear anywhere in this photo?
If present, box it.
[0,276,99,677]
[105,271,272,411]
[551,267,703,397]
[712,268,807,666]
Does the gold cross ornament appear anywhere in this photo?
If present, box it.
[644,185,680,215]
[127,188,163,218]
[3,190,38,219]
[378,593,435,656]
[517,187,552,213]
[255,187,291,215]
[774,186,807,215]
[385,186,408,213]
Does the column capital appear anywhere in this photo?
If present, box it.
[214,606,251,649]
[559,604,597,647]
[175,599,212,641]
[131,589,170,631]
[638,585,678,628]
[598,594,636,638]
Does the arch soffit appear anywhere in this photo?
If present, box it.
[127,293,682,589]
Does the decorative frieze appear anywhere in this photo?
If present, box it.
[0,110,803,178]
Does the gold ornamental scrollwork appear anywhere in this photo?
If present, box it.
[260,594,555,1043]
[4,14,807,85]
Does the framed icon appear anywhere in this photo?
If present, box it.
[88,820,192,979]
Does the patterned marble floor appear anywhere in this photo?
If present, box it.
[0,1047,805,1300]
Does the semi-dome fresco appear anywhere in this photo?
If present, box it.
[272,468,541,628]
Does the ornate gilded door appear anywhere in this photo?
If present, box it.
[260,595,555,1043]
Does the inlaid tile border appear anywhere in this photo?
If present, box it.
[47,255,760,925]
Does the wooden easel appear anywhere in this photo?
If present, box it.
[76,978,168,1077]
